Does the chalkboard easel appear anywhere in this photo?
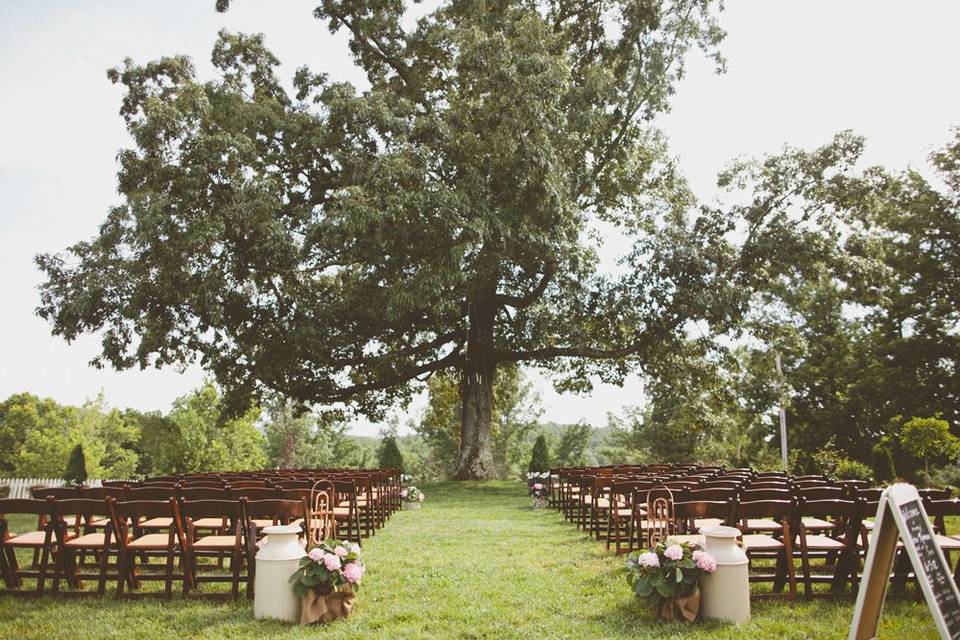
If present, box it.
[849,483,960,640]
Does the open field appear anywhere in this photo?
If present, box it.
[0,481,940,640]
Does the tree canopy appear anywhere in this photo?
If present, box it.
[36,0,776,479]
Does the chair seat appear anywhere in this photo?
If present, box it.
[669,534,705,547]
[128,533,176,550]
[742,534,783,551]
[801,517,835,530]
[250,518,275,529]
[4,530,68,547]
[192,535,240,549]
[936,534,960,550]
[139,517,173,529]
[333,507,351,516]
[745,518,781,532]
[694,518,723,530]
[192,517,226,529]
[613,508,632,517]
[801,534,845,550]
[89,517,111,528]
[66,532,130,548]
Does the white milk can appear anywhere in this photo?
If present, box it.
[254,525,306,622]
[699,525,751,623]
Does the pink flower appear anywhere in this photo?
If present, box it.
[664,544,683,561]
[307,547,324,562]
[637,552,660,568]
[342,561,365,584]
[693,550,717,573]
[417,493,425,502]
[400,489,408,498]
[533,483,544,490]
[334,546,349,557]
[349,543,361,555]
[322,553,342,572]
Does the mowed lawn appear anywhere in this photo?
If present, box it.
[0,481,941,639]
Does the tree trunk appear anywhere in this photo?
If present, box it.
[454,293,497,480]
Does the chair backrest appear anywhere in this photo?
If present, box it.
[126,486,178,501]
[177,486,231,502]
[673,500,735,533]
[226,480,267,490]
[734,498,795,525]
[797,486,846,502]
[0,498,54,522]
[740,487,792,502]
[108,498,178,523]
[76,486,127,501]
[32,486,81,499]
[685,487,738,503]
[241,498,307,526]
[178,499,244,533]
[53,498,114,537]
[232,487,282,501]
[797,498,862,536]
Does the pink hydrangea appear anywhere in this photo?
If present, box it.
[417,493,425,502]
[533,483,544,490]
[664,544,683,561]
[334,545,349,558]
[342,561,365,584]
[307,547,324,562]
[692,550,717,573]
[637,551,660,568]
[400,489,408,498]
[322,553,342,572]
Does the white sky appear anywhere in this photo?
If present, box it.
[1,1,958,437]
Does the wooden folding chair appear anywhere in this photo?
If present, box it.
[51,498,125,595]
[178,499,246,599]
[0,497,62,595]
[734,498,797,599]
[108,497,187,599]
[793,498,863,598]
[241,498,308,599]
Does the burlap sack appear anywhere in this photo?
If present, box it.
[653,586,700,622]
[300,588,355,625]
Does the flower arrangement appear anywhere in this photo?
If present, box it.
[526,471,550,483]
[290,539,365,598]
[626,541,716,622]
[400,473,413,485]
[529,482,548,500]
[401,485,425,503]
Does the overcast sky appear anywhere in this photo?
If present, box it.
[1,1,958,437]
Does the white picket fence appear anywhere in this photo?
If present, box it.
[0,478,132,499]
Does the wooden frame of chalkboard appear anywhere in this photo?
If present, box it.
[849,483,960,640]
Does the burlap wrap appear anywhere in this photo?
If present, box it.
[300,588,355,625]
[653,586,700,622]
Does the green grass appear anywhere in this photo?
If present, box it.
[0,482,941,639]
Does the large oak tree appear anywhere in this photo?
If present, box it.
[36,1,784,479]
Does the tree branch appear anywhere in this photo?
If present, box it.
[322,348,463,401]
[493,264,556,309]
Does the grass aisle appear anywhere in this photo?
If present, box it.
[0,481,941,639]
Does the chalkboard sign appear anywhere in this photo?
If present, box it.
[850,484,960,640]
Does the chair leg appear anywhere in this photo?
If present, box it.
[98,547,109,596]
[231,549,242,599]
[116,550,127,598]
[164,549,175,599]
[36,543,51,594]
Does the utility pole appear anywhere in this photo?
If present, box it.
[775,352,788,471]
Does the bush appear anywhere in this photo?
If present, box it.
[377,436,404,472]
[834,458,872,482]
[528,435,550,473]
[0,485,9,499]
[63,444,87,485]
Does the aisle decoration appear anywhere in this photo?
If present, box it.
[401,485,426,510]
[289,540,365,625]
[626,541,717,622]
[529,481,548,509]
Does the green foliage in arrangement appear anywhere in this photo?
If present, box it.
[528,435,550,473]
[63,444,87,485]
[377,436,405,473]
[626,542,710,608]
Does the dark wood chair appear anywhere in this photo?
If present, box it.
[793,498,863,598]
[241,498,308,599]
[734,498,798,599]
[0,497,62,594]
[107,497,187,599]
[178,499,246,599]
[51,497,123,595]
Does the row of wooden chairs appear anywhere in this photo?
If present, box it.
[547,464,960,599]
[0,495,311,598]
